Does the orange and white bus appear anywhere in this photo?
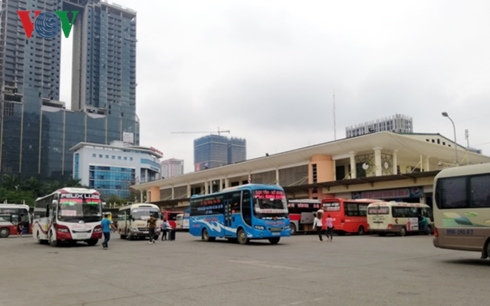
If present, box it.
[433,163,490,259]
[321,198,380,235]
[0,204,31,238]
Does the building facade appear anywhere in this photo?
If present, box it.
[0,0,139,181]
[161,158,184,179]
[345,114,413,138]
[194,135,246,171]
[131,132,490,210]
[71,141,161,198]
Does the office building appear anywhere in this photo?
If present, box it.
[345,114,413,138]
[194,135,246,171]
[0,0,139,181]
[71,140,161,198]
[161,158,184,178]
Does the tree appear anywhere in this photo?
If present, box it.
[1,174,21,191]
[106,194,124,207]
[21,176,42,198]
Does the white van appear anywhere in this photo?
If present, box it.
[367,201,433,236]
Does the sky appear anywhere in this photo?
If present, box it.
[60,0,490,174]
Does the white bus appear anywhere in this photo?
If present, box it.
[0,204,31,238]
[33,188,103,246]
[117,203,162,240]
[367,201,433,236]
[433,163,490,259]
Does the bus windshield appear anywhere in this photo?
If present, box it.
[253,190,288,217]
[58,193,102,222]
[131,207,160,220]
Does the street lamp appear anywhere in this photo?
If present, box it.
[442,112,458,165]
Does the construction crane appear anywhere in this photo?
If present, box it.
[171,128,230,136]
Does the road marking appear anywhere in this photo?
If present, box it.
[278,297,325,306]
[229,260,302,270]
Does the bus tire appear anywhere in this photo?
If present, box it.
[237,228,249,245]
[202,228,211,241]
[0,227,10,238]
[120,234,127,239]
[269,237,280,244]
[357,226,365,235]
[48,233,59,247]
[399,227,407,237]
[290,223,297,235]
[86,239,98,246]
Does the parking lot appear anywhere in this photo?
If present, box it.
[1,232,489,306]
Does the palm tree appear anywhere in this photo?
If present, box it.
[1,174,21,190]
[66,177,83,187]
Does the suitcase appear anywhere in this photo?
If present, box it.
[169,230,176,241]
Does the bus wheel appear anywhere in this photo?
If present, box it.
[357,226,365,235]
[289,223,297,235]
[86,239,98,246]
[48,233,58,247]
[120,234,127,239]
[399,227,407,237]
[237,229,249,245]
[202,228,211,241]
[0,227,10,238]
[269,237,280,244]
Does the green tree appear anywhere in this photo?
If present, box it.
[1,174,21,190]
[106,194,124,207]
[0,187,35,205]
[21,176,43,198]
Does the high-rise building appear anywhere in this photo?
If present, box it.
[194,135,246,171]
[0,0,139,181]
[160,158,184,178]
[345,114,413,138]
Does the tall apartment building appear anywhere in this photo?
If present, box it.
[0,0,139,181]
[194,135,246,171]
[160,158,184,179]
[345,114,413,138]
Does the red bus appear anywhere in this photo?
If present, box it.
[161,210,183,229]
[0,204,31,237]
[287,199,322,235]
[321,198,379,235]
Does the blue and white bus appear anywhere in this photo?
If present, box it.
[189,184,290,244]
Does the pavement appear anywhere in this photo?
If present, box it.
[1,232,489,306]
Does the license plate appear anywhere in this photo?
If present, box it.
[76,234,89,239]
[143,231,149,234]
[272,232,280,236]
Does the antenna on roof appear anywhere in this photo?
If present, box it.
[333,89,337,140]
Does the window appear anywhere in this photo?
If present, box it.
[124,157,127,160]
[130,157,133,161]
[92,153,96,157]
[112,156,115,159]
[99,154,103,158]
[470,175,490,208]
[435,177,467,208]
[344,203,368,216]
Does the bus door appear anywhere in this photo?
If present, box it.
[224,191,242,236]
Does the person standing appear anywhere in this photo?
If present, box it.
[325,214,334,241]
[312,210,324,242]
[161,219,169,241]
[147,213,157,244]
[101,213,115,249]
[16,221,23,238]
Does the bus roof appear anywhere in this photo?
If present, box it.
[118,203,160,210]
[367,201,430,208]
[36,187,100,201]
[0,203,30,209]
[191,184,285,199]
[321,198,382,203]
[435,163,490,179]
[288,199,321,204]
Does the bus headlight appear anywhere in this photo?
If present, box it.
[254,225,265,230]
[130,227,139,232]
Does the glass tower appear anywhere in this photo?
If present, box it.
[194,135,246,171]
[0,0,139,181]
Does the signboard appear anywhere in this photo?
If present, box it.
[123,132,134,144]
[352,187,423,200]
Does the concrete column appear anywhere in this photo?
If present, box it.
[225,177,229,188]
[349,151,356,179]
[425,156,430,172]
[374,147,382,176]
[276,168,280,185]
[219,178,223,191]
[171,186,175,200]
[204,180,208,194]
[420,155,423,172]
[393,150,398,175]
[150,186,159,202]
[140,190,144,202]
[187,184,191,197]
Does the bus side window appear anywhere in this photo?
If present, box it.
[242,190,252,226]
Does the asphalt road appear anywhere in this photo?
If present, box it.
[1,232,488,306]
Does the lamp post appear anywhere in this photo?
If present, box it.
[442,112,458,165]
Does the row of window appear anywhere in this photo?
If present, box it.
[435,174,490,209]
[92,153,133,161]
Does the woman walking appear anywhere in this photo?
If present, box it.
[312,210,324,242]
[325,214,334,241]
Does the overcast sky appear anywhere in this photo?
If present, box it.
[60,0,490,173]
